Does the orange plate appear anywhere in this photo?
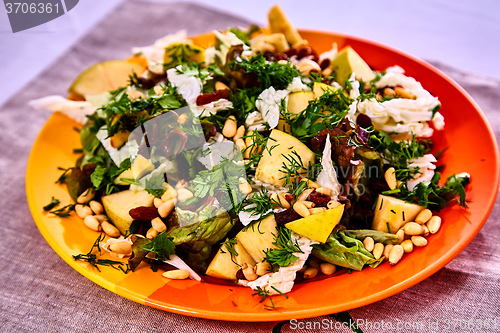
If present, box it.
[26,30,500,321]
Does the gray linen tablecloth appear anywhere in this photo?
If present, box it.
[1,1,499,332]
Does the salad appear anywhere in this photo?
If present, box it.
[31,5,470,300]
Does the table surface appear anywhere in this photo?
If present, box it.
[1,1,499,332]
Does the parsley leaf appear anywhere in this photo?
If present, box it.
[390,172,470,210]
[139,232,176,261]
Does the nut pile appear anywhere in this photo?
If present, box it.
[368,208,441,265]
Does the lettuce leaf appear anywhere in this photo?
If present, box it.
[312,228,383,271]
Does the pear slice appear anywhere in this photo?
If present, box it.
[236,215,278,263]
[68,60,146,98]
[285,204,345,243]
[278,91,315,133]
[255,129,315,187]
[206,238,256,280]
[331,46,376,86]
[268,4,302,45]
[101,190,155,235]
[372,195,425,233]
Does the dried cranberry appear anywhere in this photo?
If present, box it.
[356,114,373,129]
[319,59,330,70]
[275,209,302,225]
[196,91,220,106]
[308,190,330,206]
[217,89,231,100]
[274,53,288,61]
[129,206,159,221]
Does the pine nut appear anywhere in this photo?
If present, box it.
[401,239,414,253]
[394,87,416,100]
[415,209,432,224]
[422,225,430,237]
[396,229,405,244]
[235,138,247,153]
[389,245,404,265]
[153,85,164,95]
[233,125,246,142]
[363,237,375,252]
[151,217,167,233]
[101,221,120,238]
[327,200,340,209]
[242,263,258,281]
[297,200,315,209]
[303,267,318,279]
[309,207,327,215]
[255,261,271,276]
[222,115,237,138]
[384,167,397,190]
[243,131,262,159]
[153,197,164,208]
[293,201,310,218]
[158,199,176,218]
[383,244,393,261]
[411,236,428,247]
[403,222,423,236]
[298,265,308,273]
[94,214,108,222]
[175,179,188,190]
[161,183,177,201]
[83,215,101,232]
[177,113,188,125]
[77,188,95,204]
[163,269,190,280]
[383,87,395,97]
[301,178,319,189]
[270,193,290,209]
[215,81,230,91]
[320,263,336,276]
[125,89,145,100]
[297,188,314,202]
[109,241,132,255]
[75,204,93,219]
[238,178,252,195]
[177,188,194,201]
[146,227,158,240]
[373,243,384,260]
[89,201,103,215]
[316,187,332,196]
[427,216,442,234]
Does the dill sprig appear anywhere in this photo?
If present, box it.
[50,203,76,218]
[369,131,431,182]
[72,234,129,273]
[220,238,240,266]
[43,197,60,211]
[229,52,300,90]
[264,227,303,268]
[278,150,306,190]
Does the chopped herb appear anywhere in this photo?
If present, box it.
[139,232,176,261]
[221,238,240,266]
[230,52,300,90]
[43,197,60,211]
[72,234,128,272]
[56,168,71,184]
[369,132,431,182]
[50,203,76,217]
[395,172,470,210]
[386,222,392,234]
[264,227,303,268]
